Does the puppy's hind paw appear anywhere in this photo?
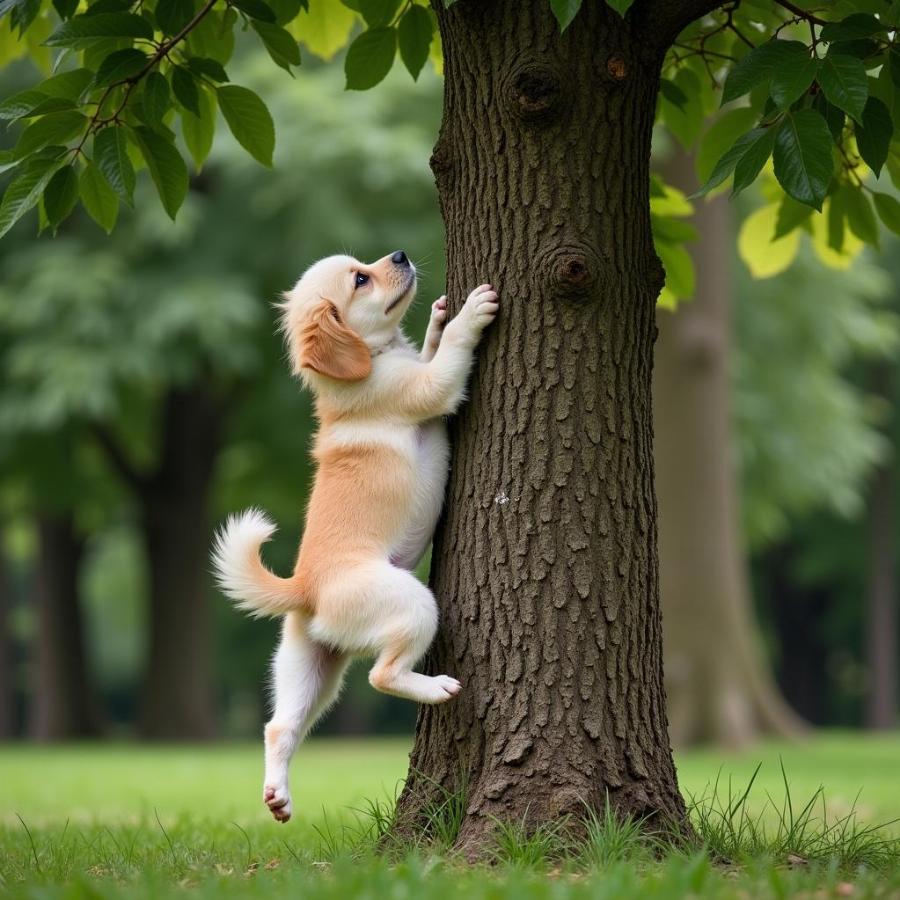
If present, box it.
[264,784,293,823]
[428,674,462,704]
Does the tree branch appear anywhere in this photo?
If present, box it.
[639,0,729,53]
[89,423,149,493]
[773,0,828,26]
[72,0,219,160]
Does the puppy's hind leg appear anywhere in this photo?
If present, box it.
[362,564,461,705]
[263,613,349,823]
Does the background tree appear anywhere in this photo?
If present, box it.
[3,0,900,852]
[0,59,446,737]
[654,148,804,748]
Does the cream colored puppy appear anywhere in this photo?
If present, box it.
[212,251,498,822]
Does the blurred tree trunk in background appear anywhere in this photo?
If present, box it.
[653,150,804,747]
[0,550,15,737]
[865,364,897,729]
[27,514,99,739]
[137,388,220,740]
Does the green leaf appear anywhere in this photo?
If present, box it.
[721,40,806,105]
[695,107,759,183]
[251,20,301,71]
[770,53,818,110]
[773,192,814,239]
[93,47,147,86]
[172,66,201,116]
[185,8,236,63]
[694,127,768,196]
[345,26,397,91]
[813,92,846,141]
[818,53,869,123]
[142,71,170,127]
[843,185,879,245]
[890,49,900,90]
[661,68,705,149]
[79,160,119,232]
[271,0,305,25]
[187,57,230,82]
[872,190,900,234]
[155,0,196,36]
[772,109,835,210]
[660,78,688,109]
[0,93,74,121]
[232,0,277,22]
[44,12,154,46]
[650,214,698,243]
[16,98,78,120]
[820,13,886,42]
[216,84,275,166]
[35,68,94,100]
[13,111,86,160]
[605,0,635,15]
[731,126,777,196]
[397,5,431,80]
[130,125,189,219]
[550,0,581,31]
[0,90,53,120]
[42,162,79,228]
[826,38,879,59]
[855,96,893,176]
[52,0,80,18]
[94,124,135,203]
[182,84,216,170]
[348,0,402,27]
[656,240,694,299]
[0,154,61,239]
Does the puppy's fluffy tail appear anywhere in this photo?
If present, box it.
[211,509,303,618]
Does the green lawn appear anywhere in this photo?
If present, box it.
[1,732,898,898]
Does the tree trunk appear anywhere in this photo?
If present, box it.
[0,548,16,738]
[396,0,689,854]
[865,445,897,729]
[653,150,804,747]
[137,388,221,739]
[27,513,99,740]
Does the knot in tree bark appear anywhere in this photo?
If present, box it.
[605,53,628,82]
[541,244,600,302]
[429,139,454,187]
[504,61,564,125]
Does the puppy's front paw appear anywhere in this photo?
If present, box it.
[264,784,293,823]
[424,295,448,353]
[462,284,499,332]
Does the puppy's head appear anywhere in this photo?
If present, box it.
[280,251,416,383]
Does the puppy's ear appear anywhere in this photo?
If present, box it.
[298,299,372,382]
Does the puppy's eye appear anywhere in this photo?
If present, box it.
[354,273,369,288]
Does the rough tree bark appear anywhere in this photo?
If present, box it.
[653,150,804,747]
[27,513,99,740]
[137,387,221,739]
[396,0,718,854]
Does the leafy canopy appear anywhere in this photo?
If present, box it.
[1,0,900,303]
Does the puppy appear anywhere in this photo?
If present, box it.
[212,251,498,822]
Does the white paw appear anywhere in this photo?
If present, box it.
[425,295,448,349]
[264,784,292,823]
[421,674,462,704]
[462,283,499,331]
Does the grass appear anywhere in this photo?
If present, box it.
[1,732,899,898]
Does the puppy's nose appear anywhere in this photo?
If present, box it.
[391,250,409,266]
